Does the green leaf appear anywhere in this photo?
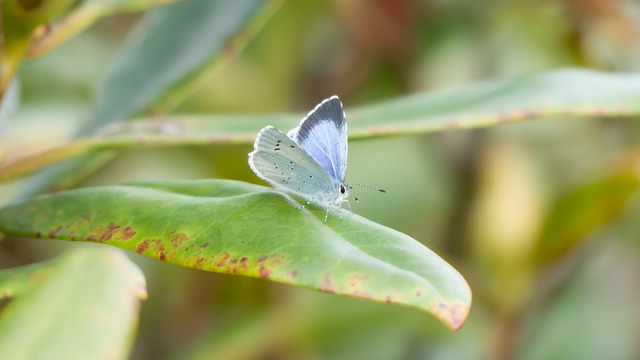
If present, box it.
[0,180,471,330]
[4,69,640,182]
[3,0,74,29]
[534,170,640,265]
[27,0,184,58]
[83,0,277,134]
[522,244,640,360]
[0,247,147,359]
[347,69,640,134]
[13,0,279,199]
[2,0,75,90]
[0,262,53,300]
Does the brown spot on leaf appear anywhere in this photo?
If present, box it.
[206,253,286,278]
[48,225,63,238]
[170,232,189,248]
[230,257,249,274]
[255,254,285,279]
[209,252,252,274]
[347,273,369,297]
[259,266,271,278]
[118,226,136,240]
[138,238,166,260]
[88,224,116,242]
[216,252,231,268]
[87,223,136,242]
[194,256,207,269]
[136,240,150,253]
[321,273,335,293]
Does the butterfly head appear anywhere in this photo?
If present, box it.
[327,183,351,213]
[338,183,350,201]
[328,183,351,221]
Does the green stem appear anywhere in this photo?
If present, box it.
[27,0,181,59]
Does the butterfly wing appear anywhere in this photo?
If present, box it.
[287,96,347,185]
[249,126,338,204]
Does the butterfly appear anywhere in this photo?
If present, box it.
[248,96,358,222]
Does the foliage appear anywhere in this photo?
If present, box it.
[2,0,640,359]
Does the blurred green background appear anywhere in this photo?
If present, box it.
[3,0,640,359]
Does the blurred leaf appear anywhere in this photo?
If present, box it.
[0,262,52,300]
[0,247,147,359]
[27,0,182,58]
[2,0,74,90]
[0,80,20,126]
[534,170,640,265]
[13,0,280,199]
[180,297,428,360]
[3,0,74,28]
[4,69,640,182]
[84,0,276,134]
[522,243,640,360]
[0,179,471,330]
[347,69,640,135]
[469,139,544,312]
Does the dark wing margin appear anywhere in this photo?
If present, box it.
[295,96,345,143]
[288,96,348,183]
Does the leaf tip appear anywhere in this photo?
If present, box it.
[429,299,471,331]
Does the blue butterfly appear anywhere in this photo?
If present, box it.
[249,96,354,222]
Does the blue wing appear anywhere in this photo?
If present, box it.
[287,96,347,184]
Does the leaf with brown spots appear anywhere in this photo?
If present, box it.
[0,179,471,330]
[5,69,640,182]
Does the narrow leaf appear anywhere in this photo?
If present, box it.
[27,0,182,58]
[3,69,640,182]
[82,0,273,134]
[534,171,640,265]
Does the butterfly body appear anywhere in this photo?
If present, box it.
[249,96,350,221]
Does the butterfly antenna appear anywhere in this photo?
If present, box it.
[349,184,388,193]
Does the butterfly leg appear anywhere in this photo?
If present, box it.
[345,199,353,214]
[296,197,315,210]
